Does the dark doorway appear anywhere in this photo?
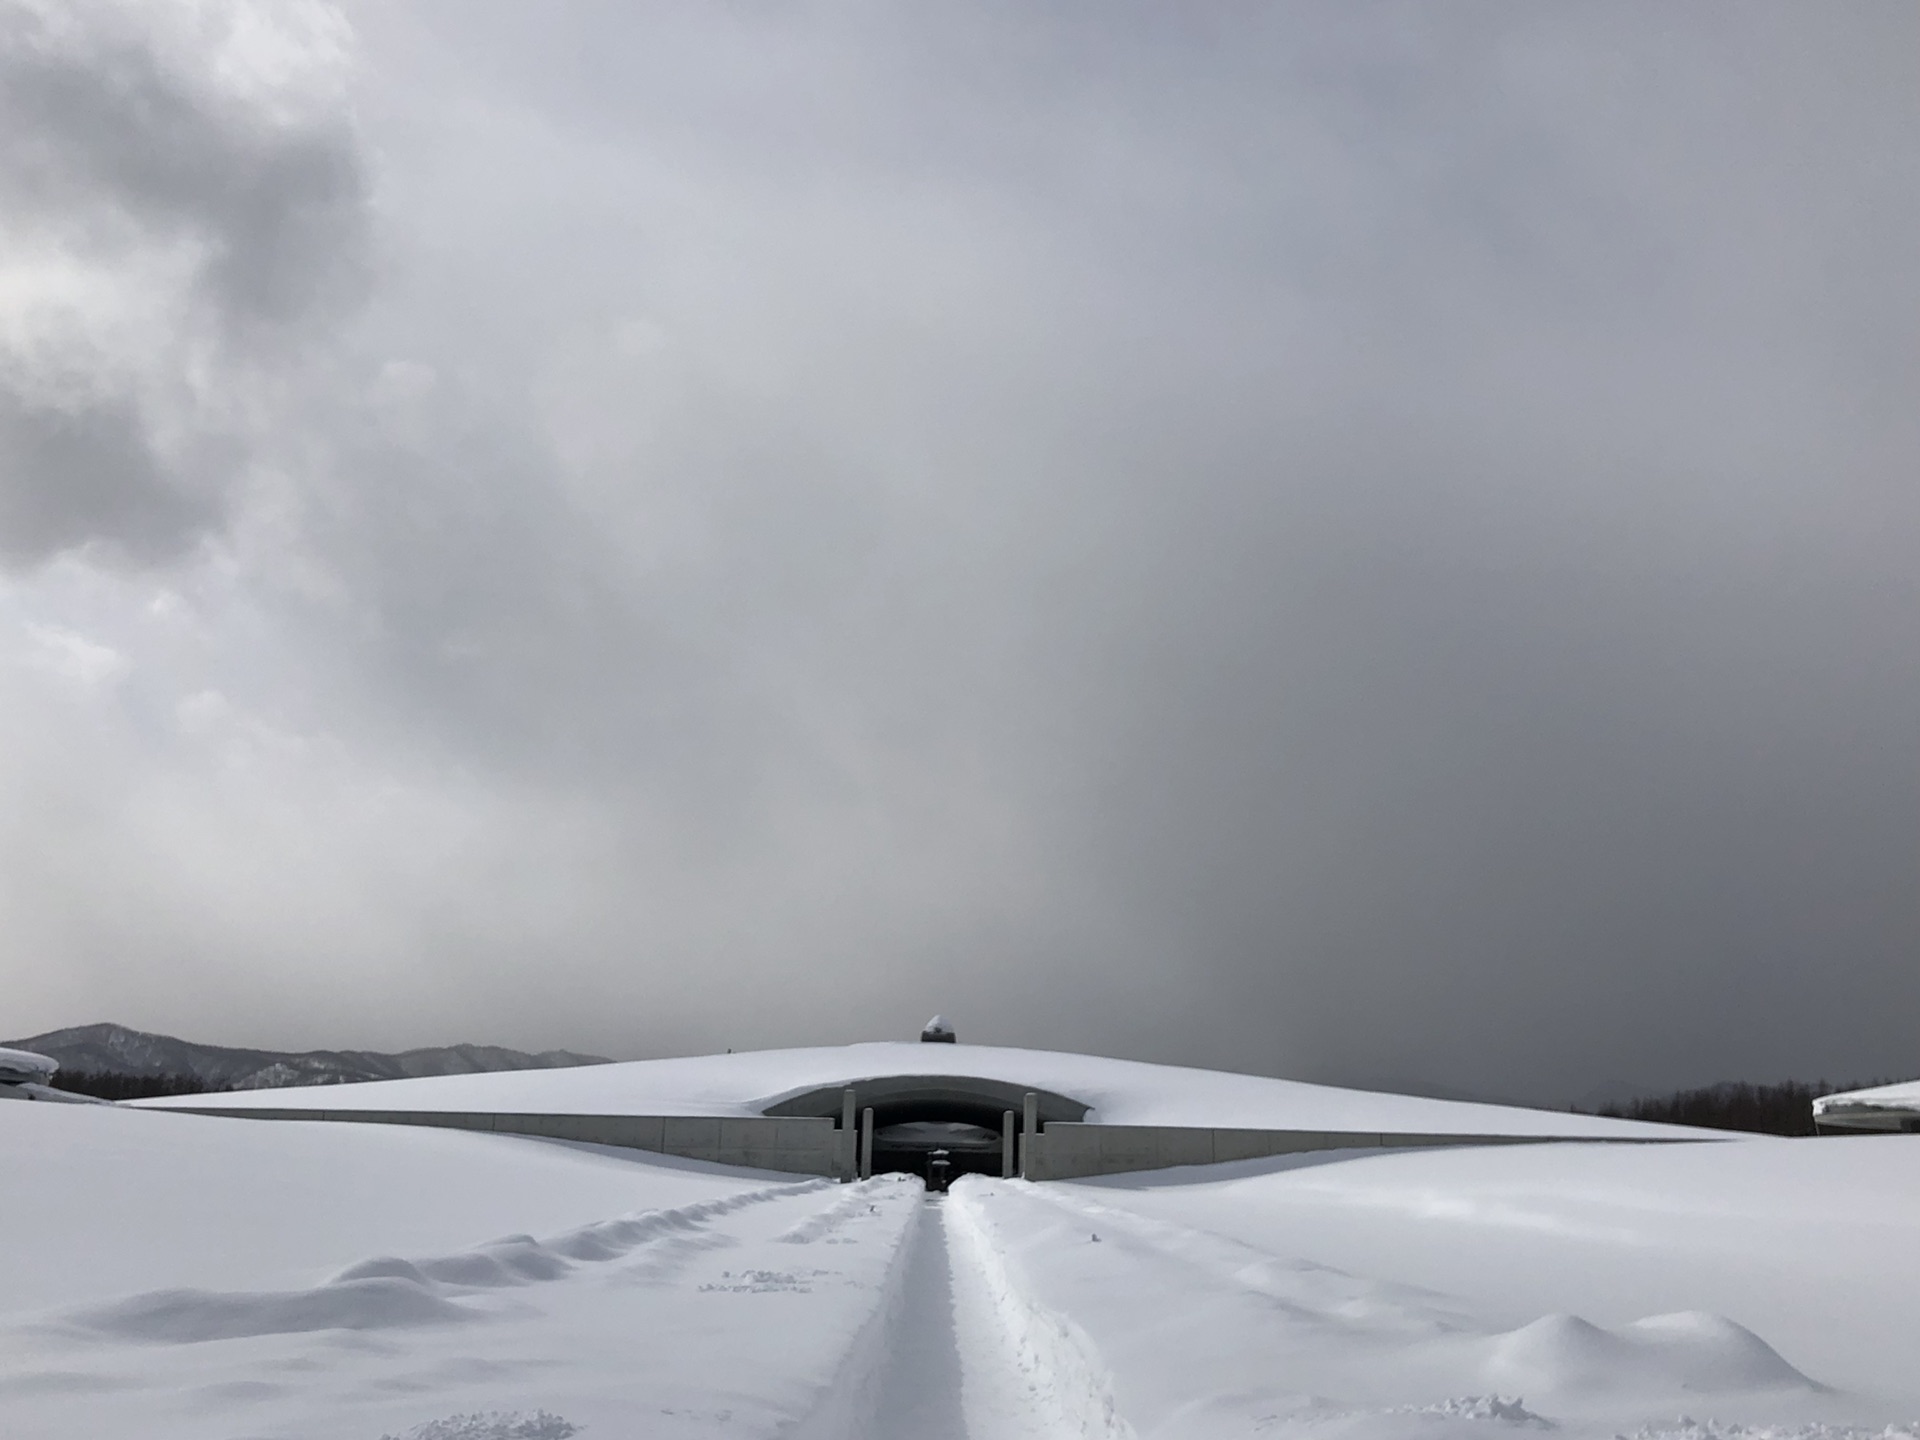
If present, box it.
[871,1120,1002,1183]
[760,1072,1092,1182]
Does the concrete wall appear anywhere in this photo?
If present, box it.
[157,1106,1674,1182]
[160,1107,847,1177]
[1023,1124,1566,1181]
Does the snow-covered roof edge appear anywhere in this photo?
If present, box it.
[1813,1077,1920,1131]
[132,1041,1715,1140]
[0,1046,59,1083]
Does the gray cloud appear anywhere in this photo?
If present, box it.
[0,390,216,564]
[0,0,368,566]
[1,1,1915,1105]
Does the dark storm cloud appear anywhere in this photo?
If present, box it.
[0,0,368,566]
[300,1,1916,1097]
[0,390,216,564]
[4,1,1915,1105]
[0,2,368,323]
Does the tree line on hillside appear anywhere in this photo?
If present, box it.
[48,1071,235,1101]
[1585,1078,1903,1136]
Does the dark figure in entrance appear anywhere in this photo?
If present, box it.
[871,1121,1000,1183]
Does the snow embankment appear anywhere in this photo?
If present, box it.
[135,1040,1698,1140]
[71,1180,833,1344]
[947,1183,1135,1438]
[10,1169,928,1440]
[1073,1134,1920,1416]
[0,1099,768,1313]
[0,1099,934,1440]
[948,1172,1830,1440]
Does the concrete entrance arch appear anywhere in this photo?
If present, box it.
[760,1074,1091,1181]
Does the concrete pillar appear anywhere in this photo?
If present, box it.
[1001,1110,1015,1178]
[1021,1092,1038,1180]
[860,1107,874,1180]
[841,1089,857,1181]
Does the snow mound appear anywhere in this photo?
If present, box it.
[1482,1311,1815,1397]
[75,1274,474,1343]
[1393,1395,1554,1427]
[776,1183,891,1245]
[943,1177,1830,1439]
[406,1236,574,1288]
[67,1179,829,1345]
[378,1412,579,1440]
[1622,1421,1920,1440]
[1151,1390,1558,1440]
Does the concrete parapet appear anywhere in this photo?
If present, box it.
[148,1106,1669,1182]
[667,1116,725,1151]
[1025,1123,1568,1181]
[158,1106,842,1177]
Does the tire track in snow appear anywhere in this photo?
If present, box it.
[1011,1182,1475,1335]
[1019,1183,1818,1400]
[791,1185,1087,1440]
[867,1197,970,1439]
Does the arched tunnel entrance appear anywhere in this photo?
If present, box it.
[761,1075,1091,1185]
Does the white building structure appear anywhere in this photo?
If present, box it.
[136,1028,1711,1180]
[1813,1077,1920,1133]
[0,1045,99,1104]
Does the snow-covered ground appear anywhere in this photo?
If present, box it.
[9,1077,1917,1440]
[2,1101,938,1439]
[136,1042,1692,1139]
[991,1138,1920,1437]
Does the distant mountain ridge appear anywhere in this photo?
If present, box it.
[5,1022,610,1092]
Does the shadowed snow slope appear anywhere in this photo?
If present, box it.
[4,1099,1917,1440]
[1068,1135,1920,1421]
[0,1100,770,1313]
[947,1173,1842,1440]
[4,1091,931,1440]
[137,1041,1696,1138]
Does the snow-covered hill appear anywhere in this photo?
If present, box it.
[7,1022,608,1091]
[138,1040,1698,1139]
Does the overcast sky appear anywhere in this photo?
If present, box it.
[2,0,1914,1104]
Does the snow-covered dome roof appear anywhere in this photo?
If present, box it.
[134,1040,1704,1140]
[0,1046,58,1085]
[1814,1077,1920,1132]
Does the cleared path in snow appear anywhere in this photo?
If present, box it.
[862,1193,1064,1440]
[870,1197,970,1439]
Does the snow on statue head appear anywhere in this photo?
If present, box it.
[920,1015,956,1043]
